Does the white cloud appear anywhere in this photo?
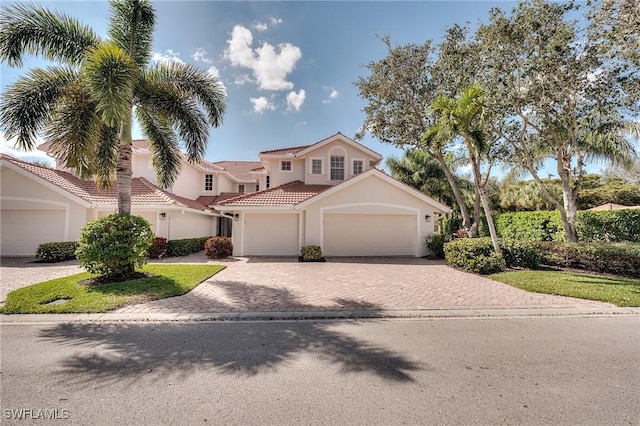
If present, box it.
[270,17,282,26]
[323,87,339,104]
[0,132,53,165]
[225,25,301,91]
[286,89,306,111]
[253,22,269,32]
[151,49,185,65]
[206,65,221,79]
[457,163,473,175]
[250,96,275,114]
[234,74,253,85]
[191,48,213,64]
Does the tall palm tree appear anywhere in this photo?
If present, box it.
[426,85,501,254]
[0,0,226,215]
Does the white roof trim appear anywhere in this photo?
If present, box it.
[295,133,382,159]
[214,205,295,212]
[1,159,93,208]
[295,168,453,213]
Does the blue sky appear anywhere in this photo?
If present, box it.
[1,0,519,171]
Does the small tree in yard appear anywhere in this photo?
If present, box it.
[76,214,154,279]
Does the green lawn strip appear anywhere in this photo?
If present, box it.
[489,270,640,307]
[1,264,224,314]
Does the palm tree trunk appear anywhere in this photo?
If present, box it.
[560,177,579,242]
[470,185,481,238]
[434,152,473,233]
[471,158,501,255]
[116,107,133,216]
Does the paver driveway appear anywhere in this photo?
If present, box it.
[115,256,610,314]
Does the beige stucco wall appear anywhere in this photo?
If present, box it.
[301,174,441,257]
[167,211,215,240]
[171,163,204,199]
[263,158,305,187]
[132,151,158,185]
[216,173,236,193]
[0,166,89,245]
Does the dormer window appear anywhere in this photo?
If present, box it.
[330,156,345,181]
[353,159,364,175]
[281,160,292,172]
[311,158,322,175]
[238,184,245,193]
[204,174,213,191]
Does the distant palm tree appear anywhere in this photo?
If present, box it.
[0,0,226,215]
[426,85,501,254]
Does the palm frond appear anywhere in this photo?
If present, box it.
[145,62,226,127]
[0,2,99,67]
[581,119,639,168]
[83,42,138,126]
[108,0,155,70]
[0,66,78,150]
[45,80,101,179]
[136,106,181,188]
[136,80,208,162]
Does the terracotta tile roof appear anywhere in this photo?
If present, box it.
[213,161,262,181]
[131,139,151,150]
[218,181,332,207]
[196,192,243,207]
[259,145,312,156]
[1,154,210,211]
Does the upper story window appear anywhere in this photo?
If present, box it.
[204,174,213,191]
[281,160,292,172]
[256,184,260,192]
[330,156,345,181]
[238,184,245,194]
[311,159,322,175]
[353,160,363,175]
[266,175,270,189]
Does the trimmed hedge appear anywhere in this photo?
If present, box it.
[166,237,212,257]
[472,209,639,242]
[205,237,233,259]
[442,217,464,236]
[35,241,78,263]
[301,245,323,261]
[535,241,640,278]
[444,237,540,274]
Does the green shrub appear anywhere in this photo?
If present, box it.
[205,237,233,259]
[576,210,640,242]
[489,211,565,241]
[301,245,323,261]
[147,237,168,259]
[444,238,506,275]
[442,217,463,236]
[35,241,78,263]
[425,233,445,259]
[499,239,541,269]
[76,214,154,277]
[535,241,640,278]
[165,237,211,257]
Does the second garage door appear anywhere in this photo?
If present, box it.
[1,209,66,256]
[323,214,417,256]
[244,213,299,256]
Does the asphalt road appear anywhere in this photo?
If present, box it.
[1,316,638,425]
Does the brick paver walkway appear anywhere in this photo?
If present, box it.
[114,257,610,314]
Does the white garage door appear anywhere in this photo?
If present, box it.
[244,213,299,256]
[1,210,66,256]
[324,214,417,256]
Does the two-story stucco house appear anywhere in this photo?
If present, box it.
[0,132,451,257]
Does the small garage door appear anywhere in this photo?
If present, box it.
[324,214,417,256]
[1,210,66,256]
[244,213,299,256]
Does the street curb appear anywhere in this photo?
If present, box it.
[1,307,639,324]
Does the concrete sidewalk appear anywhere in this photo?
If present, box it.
[3,254,637,323]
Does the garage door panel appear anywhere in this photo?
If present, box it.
[1,210,65,256]
[324,214,416,256]
[244,214,299,256]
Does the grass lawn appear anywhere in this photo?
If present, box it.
[1,264,224,314]
[489,270,640,307]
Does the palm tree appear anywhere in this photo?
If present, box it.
[426,85,501,254]
[0,0,226,215]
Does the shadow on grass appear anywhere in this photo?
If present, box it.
[40,281,422,387]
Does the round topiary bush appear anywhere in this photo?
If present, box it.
[204,237,233,259]
[76,214,154,279]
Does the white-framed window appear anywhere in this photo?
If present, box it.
[238,184,245,193]
[266,175,270,189]
[352,159,364,175]
[330,155,345,181]
[280,160,292,172]
[204,174,213,191]
[311,158,323,175]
